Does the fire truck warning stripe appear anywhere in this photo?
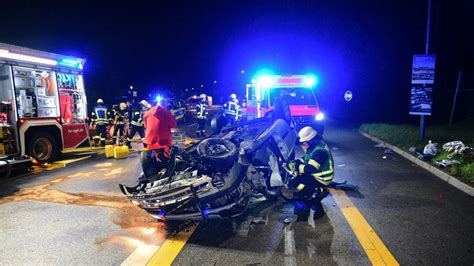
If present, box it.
[146,223,198,266]
[330,189,399,266]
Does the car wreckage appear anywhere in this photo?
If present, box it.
[120,115,299,220]
[119,115,357,221]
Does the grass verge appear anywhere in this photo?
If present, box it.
[360,122,474,185]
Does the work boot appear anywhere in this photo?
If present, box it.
[283,214,297,224]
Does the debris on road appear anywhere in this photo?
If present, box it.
[382,156,387,159]
[409,147,417,155]
[374,143,386,148]
[442,141,474,158]
[332,147,339,150]
[250,216,268,225]
[435,159,461,168]
[384,149,394,154]
[337,164,346,167]
[423,140,439,159]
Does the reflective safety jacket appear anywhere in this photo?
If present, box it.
[293,139,334,186]
[223,101,241,119]
[114,109,128,125]
[196,102,208,119]
[90,105,111,125]
[130,107,144,127]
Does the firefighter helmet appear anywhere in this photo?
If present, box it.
[230,93,237,100]
[140,100,151,109]
[97,99,104,104]
[119,102,127,110]
[199,94,206,99]
[298,126,318,142]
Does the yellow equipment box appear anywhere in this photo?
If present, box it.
[114,146,129,159]
[105,145,115,158]
[0,143,5,156]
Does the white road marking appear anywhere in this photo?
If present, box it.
[284,227,297,266]
[121,244,161,266]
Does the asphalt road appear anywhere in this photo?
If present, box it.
[0,120,472,265]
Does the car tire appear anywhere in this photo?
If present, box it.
[27,132,59,163]
[197,138,238,169]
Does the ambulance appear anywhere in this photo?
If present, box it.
[0,43,89,165]
[245,74,325,131]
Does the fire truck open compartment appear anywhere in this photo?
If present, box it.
[0,43,89,165]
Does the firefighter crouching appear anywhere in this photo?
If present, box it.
[126,100,149,148]
[90,99,111,147]
[284,126,334,225]
[223,93,241,125]
[196,93,208,137]
[113,102,129,145]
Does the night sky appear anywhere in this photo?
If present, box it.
[1,1,473,123]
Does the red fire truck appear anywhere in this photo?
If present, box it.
[0,43,89,165]
[245,74,325,130]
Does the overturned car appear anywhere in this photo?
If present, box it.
[119,117,297,221]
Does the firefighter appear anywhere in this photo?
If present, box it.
[126,100,147,148]
[196,93,208,137]
[113,102,128,145]
[223,93,241,125]
[283,126,334,225]
[90,99,111,147]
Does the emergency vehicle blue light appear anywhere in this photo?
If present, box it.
[257,75,274,88]
[203,209,210,216]
[58,58,83,69]
[305,75,319,87]
[155,95,163,104]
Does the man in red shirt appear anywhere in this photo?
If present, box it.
[143,102,177,153]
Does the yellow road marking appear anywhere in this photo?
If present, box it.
[146,223,198,266]
[330,189,399,266]
[121,244,161,266]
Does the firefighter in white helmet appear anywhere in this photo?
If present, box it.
[196,94,208,137]
[283,126,334,225]
[223,93,241,125]
[90,99,112,147]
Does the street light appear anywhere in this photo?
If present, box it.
[200,84,204,88]
[213,80,217,83]
[241,70,245,74]
[129,85,133,89]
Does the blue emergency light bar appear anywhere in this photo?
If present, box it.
[58,58,83,69]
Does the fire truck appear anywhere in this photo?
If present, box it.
[0,43,89,165]
[245,74,325,131]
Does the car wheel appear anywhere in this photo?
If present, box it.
[197,138,238,169]
[27,132,59,163]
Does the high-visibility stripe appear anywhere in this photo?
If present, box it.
[296,184,305,191]
[298,164,305,174]
[307,159,321,169]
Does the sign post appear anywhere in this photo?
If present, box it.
[410,55,435,140]
[410,0,435,140]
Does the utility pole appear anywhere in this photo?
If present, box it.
[419,0,432,140]
[449,71,462,126]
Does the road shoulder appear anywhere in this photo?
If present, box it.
[360,131,474,196]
